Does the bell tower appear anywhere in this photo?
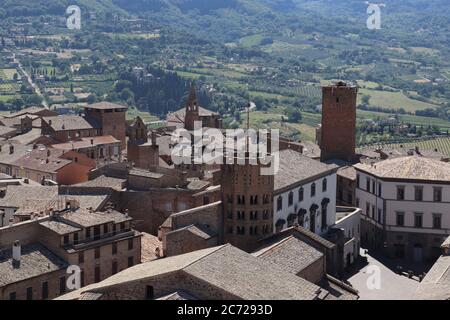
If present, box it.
[184,84,200,131]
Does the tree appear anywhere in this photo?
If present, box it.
[120,88,134,102]
[253,96,266,111]
[286,108,302,123]
[115,80,133,93]
[11,98,24,110]
[362,95,371,105]
[87,94,97,104]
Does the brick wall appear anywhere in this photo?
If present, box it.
[320,84,358,162]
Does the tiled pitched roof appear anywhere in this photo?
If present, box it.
[414,254,450,300]
[183,245,322,300]
[58,209,131,228]
[0,186,58,208]
[39,220,82,235]
[354,156,450,182]
[52,135,120,150]
[0,143,29,165]
[57,245,327,300]
[0,243,67,287]
[253,236,323,275]
[43,115,99,131]
[337,166,357,180]
[12,147,72,173]
[74,175,126,191]
[275,149,337,192]
[156,290,198,300]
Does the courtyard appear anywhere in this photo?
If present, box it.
[346,248,433,300]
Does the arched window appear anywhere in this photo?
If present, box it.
[277,196,283,211]
[288,192,294,206]
[322,178,327,192]
[298,187,304,202]
[311,183,316,197]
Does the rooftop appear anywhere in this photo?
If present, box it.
[39,220,81,235]
[354,156,450,182]
[140,232,162,263]
[414,254,450,300]
[58,209,131,228]
[10,129,43,145]
[253,235,323,275]
[300,141,321,159]
[0,125,17,137]
[43,115,98,131]
[0,243,67,287]
[58,244,324,300]
[156,290,198,300]
[337,166,357,180]
[52,136,120,150]
[129,169,164,179]
[275,149,338,192]
[0,185,58,209]
[12,147,72,173]
[86,102,128,110]
[0,143,29,165]
[74,175,126,191]
[166,106,218,126]
[3,106,55,119]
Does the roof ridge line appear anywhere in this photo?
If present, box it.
[182,244,228,270]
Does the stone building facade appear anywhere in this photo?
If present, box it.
[221,154,274,252]
[355,156,450,262]
[0,207,142,300]
[84,102,128,150]
[126,117,159,170]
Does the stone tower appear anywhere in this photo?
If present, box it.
[184,84,200,131]
[127,116,159,169]
[221,152,274,252]
[84,102,128,150]
[320,81,358,162]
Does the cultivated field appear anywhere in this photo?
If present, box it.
[0,68,18,80]
[358,137,450,156]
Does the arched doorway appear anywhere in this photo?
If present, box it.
[309,204,318,233]
[297,209,307,227]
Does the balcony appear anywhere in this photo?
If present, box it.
[65,229,138,252]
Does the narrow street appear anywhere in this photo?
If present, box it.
[15,53,49,107]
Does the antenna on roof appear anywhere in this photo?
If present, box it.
[246,102,250,131]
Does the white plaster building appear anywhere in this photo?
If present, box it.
[334,207,361,268]
[354,156,450,262]
[273,149,338,235]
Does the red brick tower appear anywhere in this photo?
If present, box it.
[221,153,274,252]
[84,102,128,150]
[320,81,358,162]
[184,84,200,131]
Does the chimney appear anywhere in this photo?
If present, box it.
[91,139,94,145]
[9,145,14,154]
[151,131,157,146]
[47,149,51,157]
[12,240,21,266]
[24,178,29,184]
